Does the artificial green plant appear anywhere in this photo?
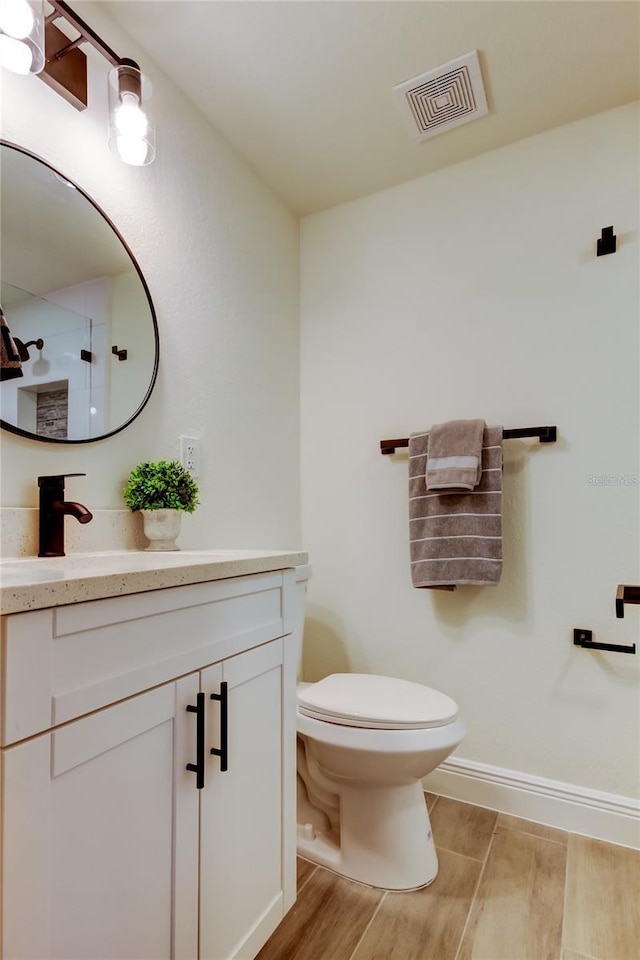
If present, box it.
[123,460,200,513]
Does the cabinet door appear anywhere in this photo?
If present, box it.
[2,675,200,960]
[199,640,292,960]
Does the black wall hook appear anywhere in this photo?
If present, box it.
[112,345,128,361]
[596,226,617,257]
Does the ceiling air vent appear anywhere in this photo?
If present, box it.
[393,50,488,141]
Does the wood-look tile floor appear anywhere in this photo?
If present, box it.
[258,794,640,960]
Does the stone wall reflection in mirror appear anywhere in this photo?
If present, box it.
[0,141,158,443]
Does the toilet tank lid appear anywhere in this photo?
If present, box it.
[297,674,459,729]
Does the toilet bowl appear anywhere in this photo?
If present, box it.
[290,568,465,891]
[296,673,465,890]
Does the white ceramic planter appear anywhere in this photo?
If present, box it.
[141,509,182,551]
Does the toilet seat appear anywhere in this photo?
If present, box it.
[297,673,458,730]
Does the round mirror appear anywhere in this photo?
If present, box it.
[0,141,159,443]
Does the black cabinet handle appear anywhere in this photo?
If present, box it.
[210,682,228,772]
[186,692,205,789]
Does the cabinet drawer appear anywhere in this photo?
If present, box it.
[2,571,291,745]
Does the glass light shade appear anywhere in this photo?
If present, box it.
[108,61,155,166]
[0,0,44,74]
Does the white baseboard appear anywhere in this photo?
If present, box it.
[423,756,640,850]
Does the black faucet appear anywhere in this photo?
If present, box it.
[38,473,93,558]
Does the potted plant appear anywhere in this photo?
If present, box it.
[123,459,200,551]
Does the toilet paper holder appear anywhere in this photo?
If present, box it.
[573,628,636,656]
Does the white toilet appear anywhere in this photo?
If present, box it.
[292,568,465,891]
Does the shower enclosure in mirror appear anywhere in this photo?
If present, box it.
[0,141,159,443]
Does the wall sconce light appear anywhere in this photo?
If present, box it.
[107,59,155,166]
[0,0,155,165]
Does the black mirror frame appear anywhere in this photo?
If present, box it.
[0,140,160,444]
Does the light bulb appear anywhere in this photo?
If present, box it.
[108,61,155,165]
[0,0,34,39]
[115,135,149,166]
[114,92,148,139]
[0,33,32,73]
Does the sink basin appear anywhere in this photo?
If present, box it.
[0,563,67,585]
[0,551,192,584]
[0,549,279,589]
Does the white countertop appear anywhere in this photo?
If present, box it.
[0,549,309,615]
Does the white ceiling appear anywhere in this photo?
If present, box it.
[102,0,640,215]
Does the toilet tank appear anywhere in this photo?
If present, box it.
[292,564,312,679]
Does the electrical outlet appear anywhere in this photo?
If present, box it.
[180,436,201,477]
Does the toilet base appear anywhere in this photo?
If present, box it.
[297,781,438,891]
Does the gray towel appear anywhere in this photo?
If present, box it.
[0,306,23,382]
[409,425,503,589]
[426,419,485,490]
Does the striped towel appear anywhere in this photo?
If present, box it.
[409,425,503,589]
[0,306,23,382]
[426,419,485,490]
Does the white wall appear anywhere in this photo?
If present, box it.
[0,2,301,551]
[300,103,639,800]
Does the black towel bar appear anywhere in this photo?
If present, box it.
[380,425,557,455]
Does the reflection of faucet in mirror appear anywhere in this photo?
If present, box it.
[38,473,93,557]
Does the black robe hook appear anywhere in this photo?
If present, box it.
[597,226,617,257]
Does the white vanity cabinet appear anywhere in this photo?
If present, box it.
[3,674,200,960]
[1,567,299,960]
